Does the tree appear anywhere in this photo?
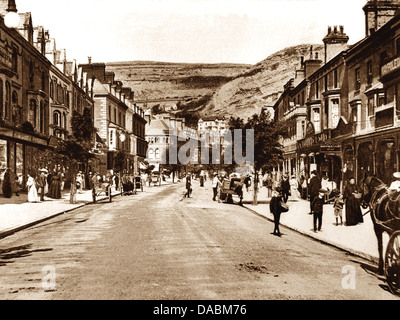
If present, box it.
[45,108,97,203]
[229,111,286,205]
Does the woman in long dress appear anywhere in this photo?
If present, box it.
[343,177,363,226]
[48,171,62,199]
[289,175,300,201]
[26,174,39,203]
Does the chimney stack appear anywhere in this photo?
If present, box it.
[323,25,349,63]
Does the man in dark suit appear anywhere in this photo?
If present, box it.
[280,174,290,203]
[308,170,321,214]
[37,168,48,202]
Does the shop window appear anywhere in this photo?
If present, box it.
[0,140,7,171]
[376,140,396,184]
[357,142,374,182]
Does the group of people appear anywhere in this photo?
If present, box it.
[270,170,366,236]
[26,168,63,203]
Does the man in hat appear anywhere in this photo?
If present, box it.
[37,168,48,201]
[308,170,321,214]
[311,188,326,232]
[212,172,220,201]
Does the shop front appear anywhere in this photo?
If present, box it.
[0,128,49,195]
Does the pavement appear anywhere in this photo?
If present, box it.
[0,178,387,266]
[241,187,386,265]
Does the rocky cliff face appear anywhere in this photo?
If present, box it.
[199,44,324,120]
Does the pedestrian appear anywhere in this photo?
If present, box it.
[76,172,83,194]
[289,175,300,201]
[280,174,290,203]
[185,173,192,198]
[26,173,39,203]
[333,189,344,226]
[2,168,12,198]
[266,174,273,198]
[244,175,251,192]
[37,168,48,201]
[311,188,326,232]
[343,177,363,226]
[270,187,288,237]
[308,170,321,215]
[212,172,220,201]
[15,173,22,196]
[48,169,62,199]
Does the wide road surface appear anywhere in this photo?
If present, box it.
[0,180,397,300]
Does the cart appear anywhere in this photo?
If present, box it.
[219,177,244,206]
[92,182,112,203]
[121,175,135,196]
[150,173,161,186]
[134,176,143,192]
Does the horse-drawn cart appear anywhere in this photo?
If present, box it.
[219,177,244,206]
[92,182,112,203]
[362,176,400,295]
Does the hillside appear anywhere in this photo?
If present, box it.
[199,44,324,120]
[106,44,324,122]
[105,61,250,108]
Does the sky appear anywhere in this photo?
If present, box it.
[16,0,368,65]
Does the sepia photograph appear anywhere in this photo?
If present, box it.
[0,0,399,307]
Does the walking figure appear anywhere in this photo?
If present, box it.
[333,189,344,226]
[311,188,325,233]
[270,187,284,237]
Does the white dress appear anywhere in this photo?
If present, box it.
[27,177,39,202]
[289,178,300,201]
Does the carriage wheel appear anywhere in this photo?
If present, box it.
[385,231,400,295]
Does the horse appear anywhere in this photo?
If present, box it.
[361,176,400,275]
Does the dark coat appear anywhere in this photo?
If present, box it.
[270,195,283,215]
[311,196,324,214]
[281,179,290,193]
[309,176,321,198]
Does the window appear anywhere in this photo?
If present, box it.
[41,71,46,91]
[333,69,338,88]
[11,91,20,125]
[50,81,54,99]
[5,81,10,121]
[12,48,17,73]
[368,97,374,116]
[367,60,373,85]
[313,108,321,132]
[315,81,319,99]
[53,110,61,127]
[40,102,44,134]
[29,99,37,129]
[155,149,160,159]
[331,99,340,128]
[148,149,154,159]
[324,75,328,91]
[355,68,361,91]
[396,37,400,57]
[29,62,34,88]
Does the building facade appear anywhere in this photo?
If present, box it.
[274,0,400,190]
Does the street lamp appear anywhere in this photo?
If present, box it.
[4,0,20,29]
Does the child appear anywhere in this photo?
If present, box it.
[311,188,326,233]
[333,190,344,226]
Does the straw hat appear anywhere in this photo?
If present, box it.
[394,172,400,179]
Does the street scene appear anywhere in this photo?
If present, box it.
[1,0,400,303]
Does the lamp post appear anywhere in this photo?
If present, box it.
[4,0,20,29]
